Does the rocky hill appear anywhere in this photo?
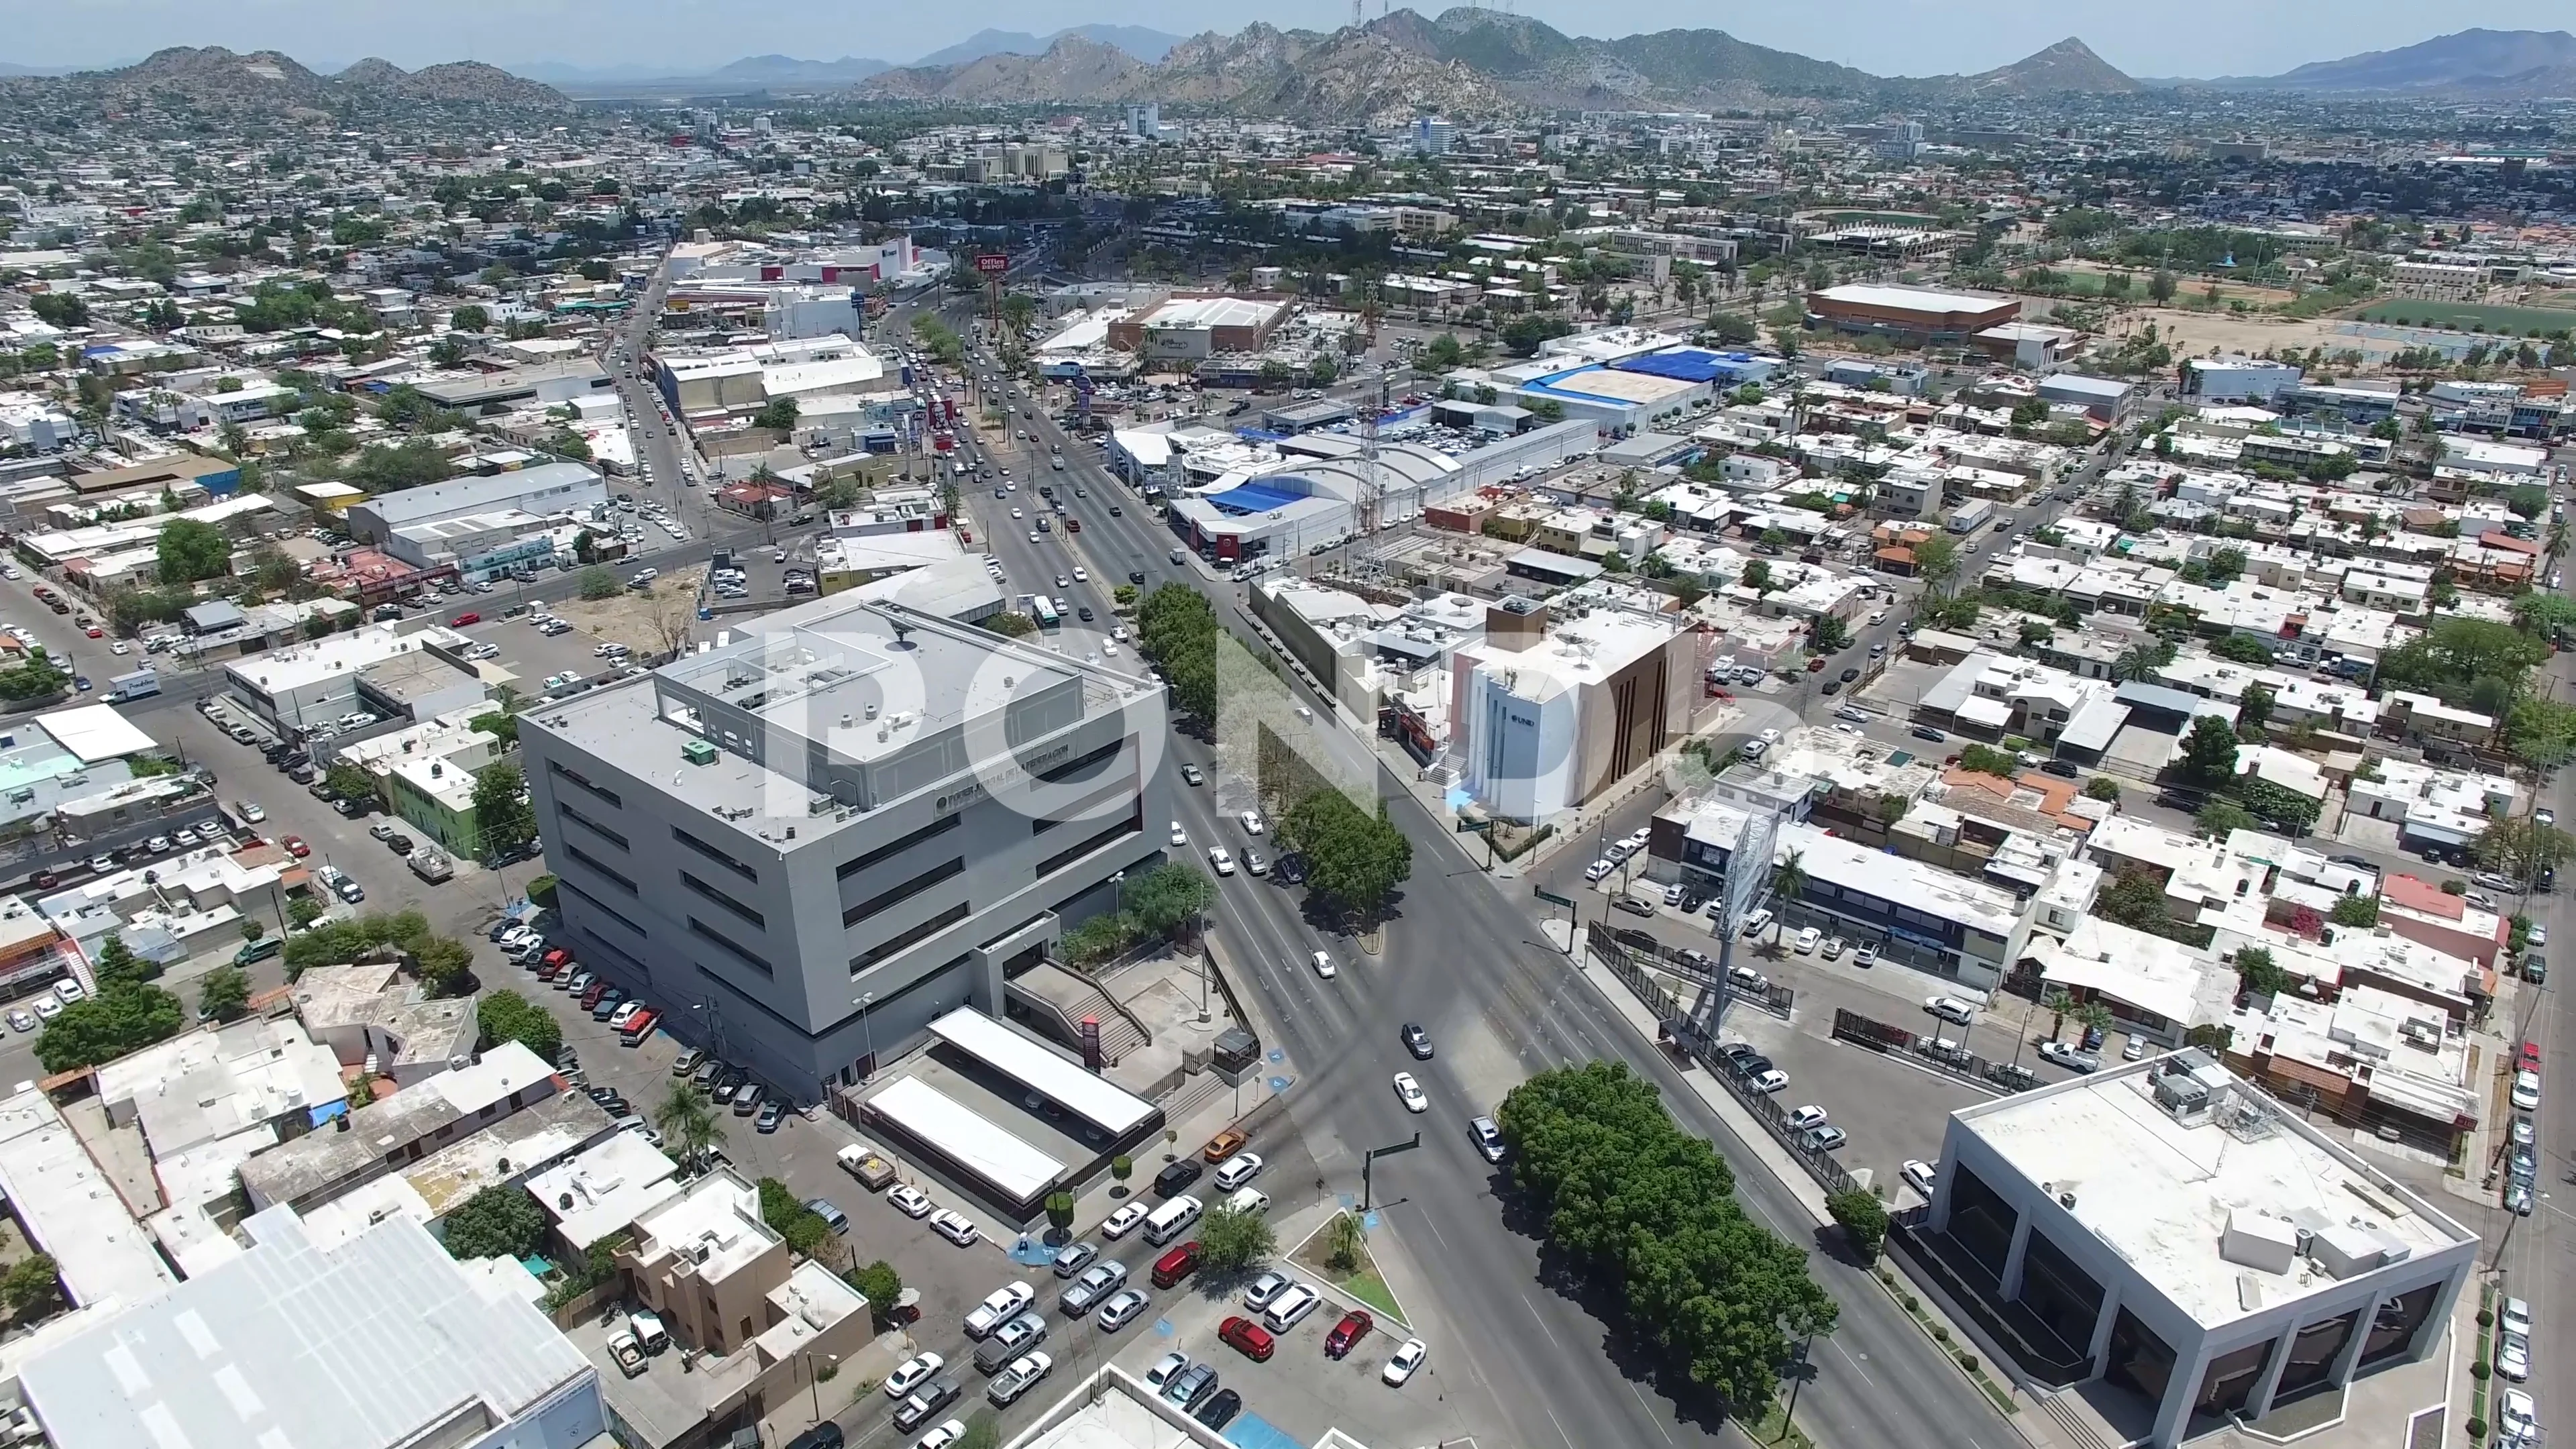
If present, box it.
[1957,38,2141,95]
[0,45,569,117]
[2212,27,2576,91]
[850,9,2143,117]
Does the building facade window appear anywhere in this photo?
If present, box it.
[2359,1284,2440,1369]
[563,843,638,895]
[672,826,758,882]
[850,900,971,975]
[1036,805,1142,877]
[2019,1230,2106,1362]
[688,918,773,978]
[2102,1307,2177,1409]
[2273,1310,2358,1400]
[844,858,966,926]
[2193,1340,2275,1421]
[682,872,767,930]
[547,761,623,810]
[557,802,629,849]
[1945,1164,2020,1280]
[837,812,961,879]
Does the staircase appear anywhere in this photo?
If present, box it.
[1006,961,1149,1063]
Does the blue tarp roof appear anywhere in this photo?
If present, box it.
[1613,347,1739,382]
[1224,1413,1306,1449]
[1205,482,1307,515]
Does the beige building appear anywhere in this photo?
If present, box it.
[626,1170,873,1366]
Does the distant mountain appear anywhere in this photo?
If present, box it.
[1957,37,2141,95]
[2204,28,2576,92]
[863,33,1155,105]
[707,54,893,85]
[0,45,569,115]
[912,25,1188,68]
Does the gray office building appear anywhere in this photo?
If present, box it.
[521,593,1173,1100]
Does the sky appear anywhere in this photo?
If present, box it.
[7,0,2572,78]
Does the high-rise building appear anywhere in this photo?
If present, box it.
[1126,103,1161,140]
[521,594,1173,1099]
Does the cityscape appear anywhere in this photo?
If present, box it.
[0,8,2575,1449]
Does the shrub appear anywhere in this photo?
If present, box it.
[1958,1352,1978,1374]
[1933,1324,1950,1344]
[2478,1307,2494,1329]
[2471,1359,2489,1381]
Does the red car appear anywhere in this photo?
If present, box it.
[1218,1316,1275,1361]
[84,627,102,639]
[619,1008,659,1044]
[1324,1309,1374,1359]
[449,612,480,627]
[280,836,311,858]
[2524,1040,2544,1070]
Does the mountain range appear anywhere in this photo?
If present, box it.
[0,46,567,115]
[9,21,2570,121]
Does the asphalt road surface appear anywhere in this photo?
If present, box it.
[898,302,2018,1449]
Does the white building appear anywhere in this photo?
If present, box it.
[1925,1053,2475,1448]
[1451,604,1693,824]
[2182,357,2304,405]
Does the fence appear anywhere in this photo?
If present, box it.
[1587,938,1856,1198]
[1595,925,1794,1019]
[1829,1008,2037,1095]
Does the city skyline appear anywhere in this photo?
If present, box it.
[9,0,2576,83]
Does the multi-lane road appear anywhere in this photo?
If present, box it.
[912,301,2021,1449]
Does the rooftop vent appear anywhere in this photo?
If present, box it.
[682,739,718,766]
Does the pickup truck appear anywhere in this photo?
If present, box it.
[608,1332,647,1378]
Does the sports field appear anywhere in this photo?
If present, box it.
[2357,299,2576,334]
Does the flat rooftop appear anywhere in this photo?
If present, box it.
[1958,1057,2473,1330]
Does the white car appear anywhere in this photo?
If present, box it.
[1793,926,1821,955]
[1393,1072,1428,1113]
[1383,1338,1428,1387]
[1213,1152,1265,1192]
[2514,1069,2542,1112]
[2498,1330,2530,1382]
[965,1283,1034,1338]
[889,1184,933,1218]
[237,802,266,823]
[1239,810,1263,836]
[1072,568,1087,582]
[2499,1389,2538,1445]
[1585,858,1617,883]
[914,1421,969,1449]
[1748,1069,1789,1094]
[1785,1105,1829,1133]
[1901,1159,1939,1197]
[1209,847,1236,877]
[1310,951,1337,980]
[930,1209,979,1246]
[1100,1201,1151,1239]
[885,1352,944,1397]
[1169,822,1189,847]
[1926,995,1977,1024]
[110,641,129,655]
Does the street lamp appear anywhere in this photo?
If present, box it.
[853,990,877,1083]
[804,1350,839,1422]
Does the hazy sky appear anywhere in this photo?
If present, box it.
[9,0,2571,77]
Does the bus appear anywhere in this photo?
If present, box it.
[1030,597,1061,630]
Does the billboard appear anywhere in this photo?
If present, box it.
[1719,806,1780,937]
[973,253,1010,276]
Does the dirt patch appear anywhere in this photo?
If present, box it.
[2088,305,2369,362]
[549,566,707,655]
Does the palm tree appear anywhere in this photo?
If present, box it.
[2113,644,2163,684]
[2042,987,2075,1037]
[1768,849,1807,945]
[655,1084,724,1171]
[2074,1002,2116,1044]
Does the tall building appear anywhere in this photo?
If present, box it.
[1413,116,1456,155]
[1450,602,1692,824]
[521,594,1172,1099]
[1126,102,1161,140]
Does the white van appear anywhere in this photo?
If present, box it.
[1225,1187,1271,1218]
[1263,1283,1322,1332]
[1142,1194,1203,1246]
[627,1307,670,1354]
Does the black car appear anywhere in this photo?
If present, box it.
[1401,1023,1433,1059]
[2040,759,2080,777]
[1839,667,1860,682]
[1195,1388,1243,1430]
[1077,606,1096,622]
[1911,726,1946,743]
[1154,1158,1203,1198]
[1129,570,1147,584]
[1821,680,1841,695]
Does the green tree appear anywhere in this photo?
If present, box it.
[450,304,490,333]
[2507,484,2549,520]
[347,439,453,492]
[1044,1191,1077,1234]
[2208,633,2275,665]
[2375,618,2547,712]
[2477,817,2575,883]
[1809,614,1852,655]
[977,611,1038,639]
[196,966,250,1023]
[35,980,184,1073]
[2234,947,2286,998]
[323,763,376,803]
[1134,584,1220,723]
[578,565,621,600]
[1741,558,1774,595]
[156,518,233,585]
[1499,1061,1835,1412]
[1194,1205,1278,1273]
[655,1083,724,1170]
[2239,684,2275,735]
[1826,1188,1889,1259]
[2510,592,2576,641]
[0,1254,60,1320]
[2330,895,2381,927]
[753,396,800,432]
[478,989,562,1062]
[2181,716,2241,788]
[1957,743,2020,777]
[1122,863,1216,938]
[2506,696,2576,771]
[2196,798,2257,839]
[1768,849,1808,941]
[473,761,537,860]
[2238,778,2321,835]
[411,935,475,996]
[2084,776,2123,802]
[849,1260,906,1328]
[1912,531,1960,596]
[757,1176,833,1258]
[442,1185,547,1260]
[1279,790,1413,918]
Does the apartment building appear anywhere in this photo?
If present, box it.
[520,593,1171,1099]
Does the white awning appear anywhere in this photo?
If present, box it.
[928,1008,1157,1136]
[865,1076,1062,1203]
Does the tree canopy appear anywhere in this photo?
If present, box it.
[472,762,537,860]
[1134,584,1218,723]
[156,519,233,585]
[1279,788,1413,917]
[1499,1061,1834,1412]
[2180,716,2241,788]
[443,1185,547,1260]
[2375,618,2548,716]
[1194,1205,1277,1273]
[478,989,562,1063]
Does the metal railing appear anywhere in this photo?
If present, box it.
[1829,1008,2035,1095]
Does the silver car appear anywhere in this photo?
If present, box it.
[1095,1287,1150,1332]
[1059,1260,1129,1316]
